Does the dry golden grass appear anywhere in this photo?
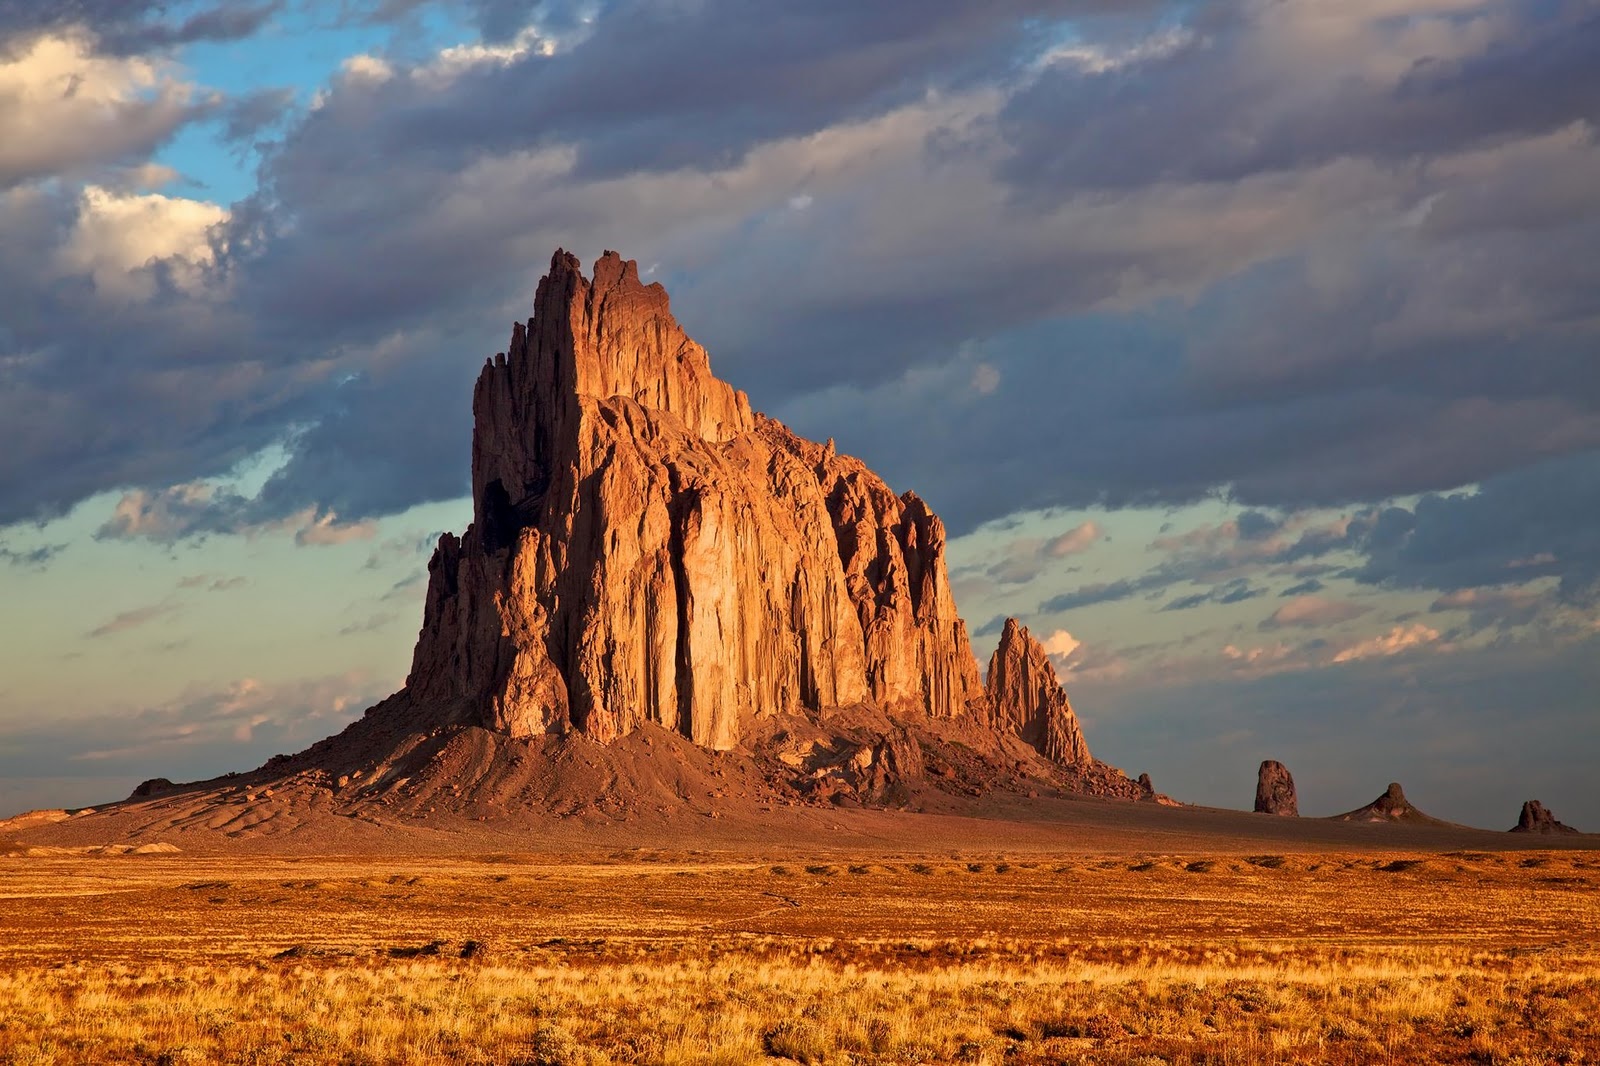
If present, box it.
[2,849,1597,1065]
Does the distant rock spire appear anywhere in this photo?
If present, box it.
[1253,759,1298,816]
[985,618,1091,767]
[1510,800,1579,834]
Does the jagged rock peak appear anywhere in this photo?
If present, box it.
[985,618,1090,767]
[1253,759,1298,817]
[1511,800,1579,834]
[403,250,985,750]
[471,249,754,541]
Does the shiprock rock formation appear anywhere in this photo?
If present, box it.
[1253,760,1298,817]
[411,249,986,745]
[22,250,1148,845]
[1333,782,1458,827]
[1511,800,1579,835]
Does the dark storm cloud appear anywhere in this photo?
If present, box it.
[998,0,1600,195]
[1355,450,1600,602]
[1233,511,1280,541]
[0,1,279,54]
[295,0,1141,187]
[5,0,1600,562]
[248,342,476,524]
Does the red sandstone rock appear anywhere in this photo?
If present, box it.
[985,619,1090,767]
[403,251,984,749]
[1510,800,1579,834]
[1253,760,1298,817]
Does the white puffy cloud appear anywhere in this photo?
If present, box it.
[1040,629,1081,659]
[55,186,227,302]
[0,32,204,187]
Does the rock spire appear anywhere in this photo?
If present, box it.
[1253,759,1298,816]
[984,619,1091,766]
[1510,800,1579,834]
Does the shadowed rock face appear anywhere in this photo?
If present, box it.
[405,250,986,749]
[1511,800,1579,834]
[1254,760,1298,817]
[985,619,1090,767]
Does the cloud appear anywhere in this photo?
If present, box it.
[1260,595,1372,630]
[176,574,246,592]
[969,362,1001,395]
[1039,629,1081,660]
[0,32,208,188]
[1429,584,1551,632]
[1353,451,1600,603]
[1052,634,1128,685]
[57,672,381,766]
[0,542,64,568]
[95,481,382,548]
[294,512,378,546]
[1161,578,1265,612]
[219,85,296,143]
[337,611,397,636]
[1330,623,1444,664]
[1043,520,1100,557]
[0,2,279,56]
[56,186,227,304]
[85,601,180,638]
[1040,576,1158,613]
[998,0,1600,195]
[0,670,391,810]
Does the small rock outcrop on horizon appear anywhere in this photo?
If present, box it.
[985,619,1090,766]
[1510,800,1579,835]
[1333,782,1456,826]
[1253,760,1298,817]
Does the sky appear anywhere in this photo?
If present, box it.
[1,0,1597,831]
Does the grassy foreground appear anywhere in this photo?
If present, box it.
[1,850,1596,1064]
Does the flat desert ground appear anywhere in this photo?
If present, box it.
[2,799,1597,1065]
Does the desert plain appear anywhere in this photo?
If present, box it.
[3,799,1597,1066]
